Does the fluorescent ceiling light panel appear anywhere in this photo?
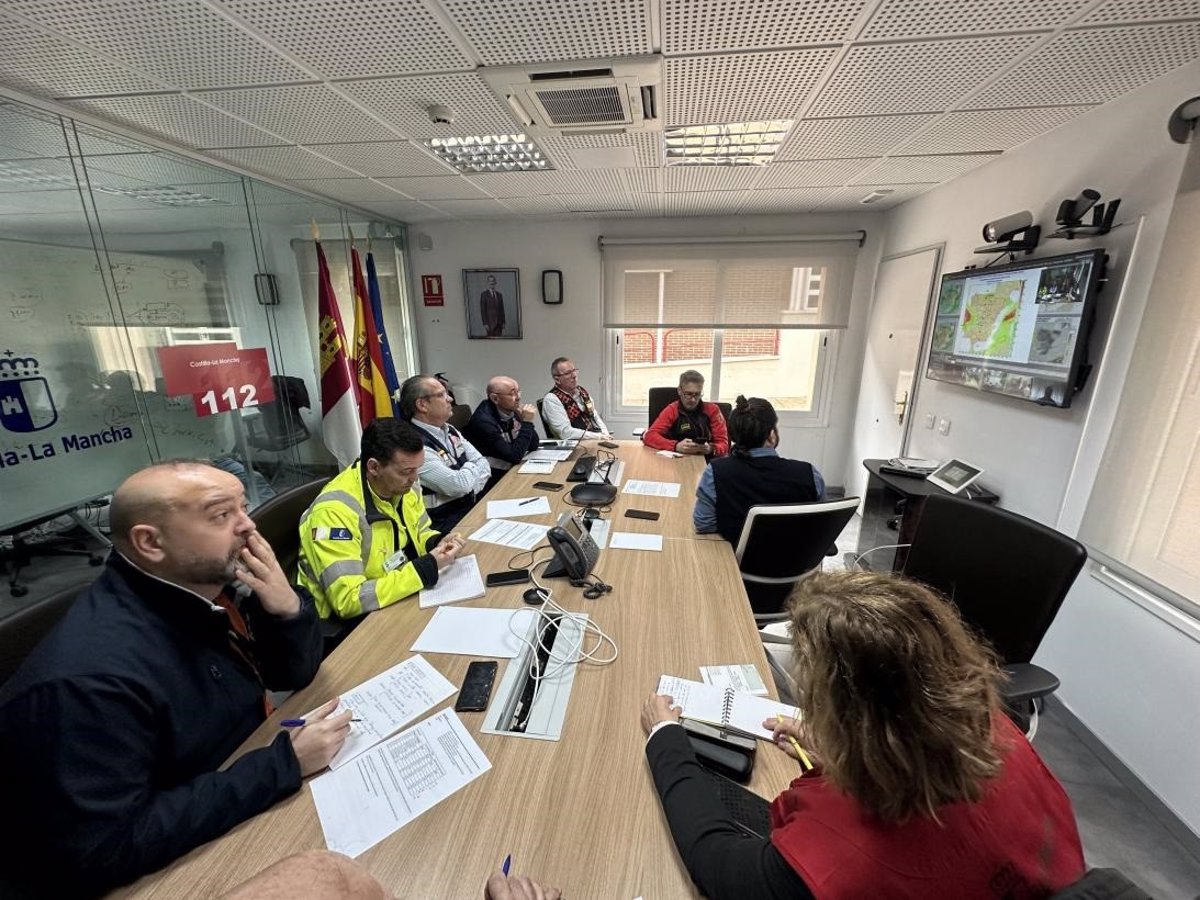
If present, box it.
[425,133,553,174]
[0,162,76,187]
[93,185,230,206]
[664,120,794,166]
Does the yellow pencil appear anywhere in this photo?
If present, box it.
[776,713,813,771]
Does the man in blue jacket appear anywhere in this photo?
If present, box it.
[464,375,540,492]
[0,460,348,896]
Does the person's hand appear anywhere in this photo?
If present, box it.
[430,536,463,569]
[675,439,703,455]
[235,531,300,617]
[641,692,682,735]
[289,698,353,777]
[763,715,816,763]
[519,404,537,423]
[484,871,561,900]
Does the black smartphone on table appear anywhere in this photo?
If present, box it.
[533,481,563,491]
[598,440,620,449]
[485,568,530,587]
[624,508,660,521]
[454,661,498,712]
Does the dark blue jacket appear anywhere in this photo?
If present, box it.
[464,398,539,490]
[0,554,323,896]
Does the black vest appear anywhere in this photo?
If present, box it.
[668,405,712,443]
[417,424,475,530]
[710,453,820,544]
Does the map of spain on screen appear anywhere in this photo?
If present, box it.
[956,277,1029,361]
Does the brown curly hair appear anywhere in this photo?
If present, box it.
[787,570,1005,822]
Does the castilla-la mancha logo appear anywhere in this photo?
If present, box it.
[0,349,58,433]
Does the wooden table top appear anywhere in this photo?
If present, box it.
[116,441,795,900]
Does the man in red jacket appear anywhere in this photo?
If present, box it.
[642,370,729,457]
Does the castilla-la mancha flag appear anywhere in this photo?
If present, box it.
[350,245,394,426]
[315,241,361,468]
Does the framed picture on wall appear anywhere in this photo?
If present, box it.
[464,268,521,340]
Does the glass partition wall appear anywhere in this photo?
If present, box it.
[0,98,414,539]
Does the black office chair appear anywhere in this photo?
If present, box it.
[1049,868,1151,899]
[902,494,1087,730]
[2,513,105,597]
[448,403,472,432]
[247,375,311,454]
[250,476,330,581]
[0,577,95,684]
[646,386,732,429]
[536,398,556,439]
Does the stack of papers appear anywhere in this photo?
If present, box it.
[518,459,557,474]
[468,518,550,550]
[609,532,663,552]
[623,479,682,498]
[410,606,535,658]
[527,448,573,462]
[419,554,485,608]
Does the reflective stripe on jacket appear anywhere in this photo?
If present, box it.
[297,461,439,620]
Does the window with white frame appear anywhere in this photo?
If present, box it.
[600,237,859,417]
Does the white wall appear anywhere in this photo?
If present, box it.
[406,212,883,486]
[878,59,1200,836]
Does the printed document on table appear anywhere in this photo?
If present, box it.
[486,496,552,518]
[609,532,663,552]
[518,459,556,474]
[419,554,485,608]
[316,655,456,769]
[526,448,573,461]
[623,479,682,498]
[468,518,550,550]
[700,664,769,696]
[311,708,490,857]
[410,606,534,657]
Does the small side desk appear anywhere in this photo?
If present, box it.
[857,459,999,572]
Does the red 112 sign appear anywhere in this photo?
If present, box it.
[155,343,275,418]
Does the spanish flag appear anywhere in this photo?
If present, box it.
[316,241,361,468]
[350,244,394,426]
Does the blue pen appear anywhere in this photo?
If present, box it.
[502,854,512,876]
[280,717,361,727]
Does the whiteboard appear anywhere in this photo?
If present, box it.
[0,238,229,531]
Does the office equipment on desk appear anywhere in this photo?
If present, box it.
[700,664,769,696]
[569,481,618,506]
[310,708,490,857]
[609,532,663,552]
[419,554,486,608]
[481,612,587,741]
[567,454,596,482]
[454,660,498,712]
[585,516,611,549]
[543,512,601,580]
[926,458,985,495]
[518,459,557,475]
[485,568,530,587]
[468,518,551,551]
[622,479,682,498]
[656,674,797,742]
[410,607,534,658]
[587,457,624,486]
[486,496,552,518]
[878,456,939,478]
[305,654,457,769]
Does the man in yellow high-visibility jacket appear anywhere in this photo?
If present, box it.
[298,418,464,634]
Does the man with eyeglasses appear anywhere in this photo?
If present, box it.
[543,356,610,441]
[399,374,491,531]
[464,375,540,492]
[642,369,729,457]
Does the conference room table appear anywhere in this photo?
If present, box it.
[116,440,800,899]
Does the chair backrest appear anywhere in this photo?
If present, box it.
[536,398,555,438]
[0,578,94,685]
[902,494,1087,665]
[1048,868,1151,900]
[647,386,677,426]
[448,403,472,432]
[251,476,331,579]
[251,375,311,450]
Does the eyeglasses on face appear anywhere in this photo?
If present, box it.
[679,390,703,399]
[555,368,579,378]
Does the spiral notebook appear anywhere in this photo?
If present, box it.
[656,674,798,742]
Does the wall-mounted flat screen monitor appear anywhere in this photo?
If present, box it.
[925,249,1105,409]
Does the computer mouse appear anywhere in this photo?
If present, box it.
[522,588,545,605]
[582,508,600,522]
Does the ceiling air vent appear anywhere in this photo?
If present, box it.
[482,57,662,137]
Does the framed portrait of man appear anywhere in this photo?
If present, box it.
[463,268,521,340]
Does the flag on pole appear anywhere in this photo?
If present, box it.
[350,245,394,426]
[315,240,361,468]
[365,250,401,397]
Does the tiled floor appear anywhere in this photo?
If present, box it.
[4,517,1200,897]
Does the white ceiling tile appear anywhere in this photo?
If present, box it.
[814,183,936,210]
[777,114,939,160]
[440,0,652,65]
[5,0,307,89]
[861,0,1094,40]
[375,176,491,200]
[357,199,451,221]
[424,197,516,218]
[215,0,472,78]
[64,94,283,149]
[499,195,569,215]
[621,168,662,193]
[740,187,841,213]
[663,191,749,216]
[556,193,638,213]
[290,178,406,202]
[755,158,878,188]
[0,13,166,98]
[303,142,456,177]
[341,73,521,141]
[978,23,1200,107]
[664,166,764,192]
[195,84,398,144]
[206,146,360,179]
[667,48,838,125]
[84,152,242,185]
[807,35,1041,117]
[664,0,868,54]
[466,169,625,197]
[851,153,999,184]
[896,106,1096,154]
[540,132,661,168]
[1083,0,1200,24]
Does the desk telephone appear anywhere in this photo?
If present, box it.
[545,513,600,581]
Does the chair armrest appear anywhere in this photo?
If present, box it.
[632,427,646,437]
[1002,662,1060,704]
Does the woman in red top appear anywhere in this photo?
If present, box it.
[641,571,1085,899]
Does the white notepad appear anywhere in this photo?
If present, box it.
[410,606,534,658]
[656,674,798,741]
[609,532,663,552]
[486,496,552,518]
[419,554,485,608]
[518,459,557,474]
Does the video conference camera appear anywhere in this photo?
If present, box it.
[1051,188,1120,238]
[976,210,1040,255]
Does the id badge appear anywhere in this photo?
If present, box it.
[383,549,408,572]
